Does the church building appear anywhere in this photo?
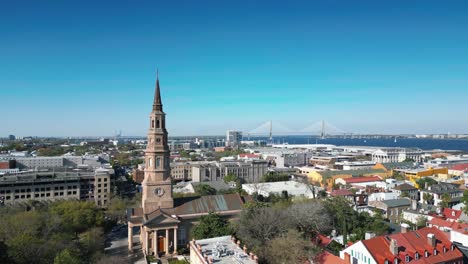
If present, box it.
[127,73,249,256]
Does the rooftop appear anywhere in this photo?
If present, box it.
[381,198,411,208]
[319,169,386,179]
[344,176,382,184]
[394,183,418,191]
[190,236,257,264]
[361,227,462,264]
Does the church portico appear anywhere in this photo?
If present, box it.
[135,226,178,256]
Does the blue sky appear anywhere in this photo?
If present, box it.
[1,0,468,137]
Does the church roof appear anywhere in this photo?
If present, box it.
[127,193,249,225]
[172,193,247,216]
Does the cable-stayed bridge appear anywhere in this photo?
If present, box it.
[245,120,348,140]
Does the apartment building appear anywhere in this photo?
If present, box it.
[192,160,268,183]
[0,168,112,207]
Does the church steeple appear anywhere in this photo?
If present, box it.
[142,70,173,213]
[153,69,163,112]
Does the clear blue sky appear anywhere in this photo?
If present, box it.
[1,0,468,137]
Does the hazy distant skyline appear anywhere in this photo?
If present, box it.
[1,0,468,137]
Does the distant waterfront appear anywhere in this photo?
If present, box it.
[250,136,468,152]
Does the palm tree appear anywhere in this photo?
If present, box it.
[440,193,451,209]
[423,193,434,205]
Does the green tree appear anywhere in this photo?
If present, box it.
[440,193,451,209]
[262,172,290,182]
[416,216,428,228]
[265,229,320,264]
[191,212,231,239]
[416,177,437,189]
[400,191,410,198]
[462,190,468,214]
[423,193,434,205]
[195,184,217,196]
[50,201,104,236]
[54,249,81,264]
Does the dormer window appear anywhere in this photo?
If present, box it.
[433,249,437,256]
[405,255,410,262]
[424,250,428,257]
[384,260,389,264]
[451,244,455,251]
[443,247,447,253]
[415,252,419,260]
[394,259,398,264]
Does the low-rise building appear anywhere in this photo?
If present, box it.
[335,176,385,188]
[399,167,448,183]
[242,181,321,199]
[368,198,411,223]
[334,161,376,171]
[392,183,419,200]
[419,183,463,207]
[371,148,423,163]
[192,160,268,183]
[339,227,464,264]
[189,236,257,264]
[306,169,387,187]
[171,162,194,181]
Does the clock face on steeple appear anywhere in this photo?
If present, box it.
[154,187,165,197]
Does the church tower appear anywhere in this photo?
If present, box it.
[142,71,174,213]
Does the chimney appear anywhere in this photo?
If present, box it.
[401,223,410,233]
[365,232,376,240]
[344,252,351,264]
[427,233,436,247]
[390,239,398,255]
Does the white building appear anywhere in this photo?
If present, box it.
[368,192,400,202]
[242,181,321,199]
[371,148,422,163]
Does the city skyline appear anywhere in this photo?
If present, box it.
[2,0,468,137]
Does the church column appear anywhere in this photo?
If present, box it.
[128,225,133,253]
[145,230,149,254]
[173,228,178,253]
[165,229,169,253]
[153,230,158,255]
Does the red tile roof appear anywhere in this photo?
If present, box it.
[443,208,462,221]
[315,251,347,264]
[430,217,468,234]
[449,163,468,171]
[330,189,353,197]
[344,176,382,184]
[315,234,333,247]
[361,227,463,264]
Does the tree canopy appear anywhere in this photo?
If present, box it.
[191,212,232,239]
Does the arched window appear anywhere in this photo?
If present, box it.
[156,119,160,128]
[151,119,155,128]
[156,157,161,168]
[149,158,152,167]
